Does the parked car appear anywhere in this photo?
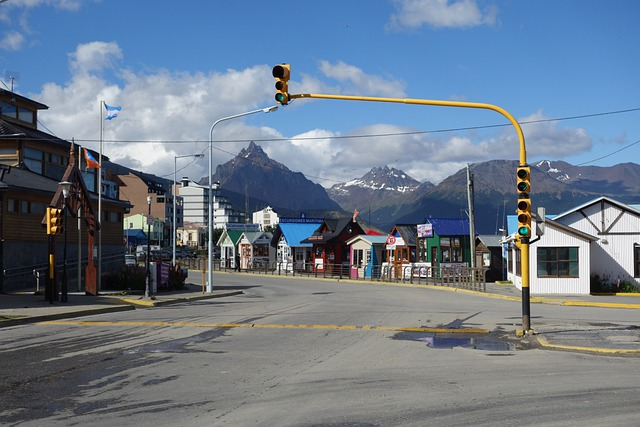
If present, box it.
[124,254,137,266]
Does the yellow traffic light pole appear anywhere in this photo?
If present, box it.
[289,91,532,332]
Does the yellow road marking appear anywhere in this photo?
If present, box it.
[38,320,489,334]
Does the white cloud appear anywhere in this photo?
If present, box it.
[388,0,498,30]
[318,60,407,97]
[31,42,593,190]
[35,41,278,184]
[0,30,25,51]
[69,41,123,75]
[519,110,592,159]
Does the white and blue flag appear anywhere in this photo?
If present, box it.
[104,103,121,120]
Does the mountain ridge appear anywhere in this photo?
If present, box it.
[199,143,640,234]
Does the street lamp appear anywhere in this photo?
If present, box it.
[146,195,152,298]
[59,180,71,303]
[174,153,204,267]
[207,105,278,292]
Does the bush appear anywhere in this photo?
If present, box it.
[104,266,147,293]
[590,273,639,293]
[167,265,187,290]
[618,280,639,293]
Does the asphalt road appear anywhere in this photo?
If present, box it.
[1,275,639,426]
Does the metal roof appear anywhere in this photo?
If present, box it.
[277,223,320,247]
[426,218,470,236]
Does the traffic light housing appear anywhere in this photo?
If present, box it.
[517,198,532,238]
[516,166,530,194]
[272,64,290,105]
[47,207,63,235]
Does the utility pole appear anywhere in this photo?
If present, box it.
[466,164,476,269]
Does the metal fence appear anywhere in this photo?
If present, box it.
[4,254,489,294]
[213,260,489,292]
[3,251,135,293]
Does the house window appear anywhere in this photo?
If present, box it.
[634,244,640,278]
[18,107,34,124]
[24,147,44,174]
[1,101,17,119]
[440,237,462,263]
[418,238,428,262]
[537,247,579,278]
[31,202,45,215]
[513,246,522,276]
[353,249,364,267]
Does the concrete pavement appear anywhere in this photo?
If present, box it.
[1,277,639,355]
[0,283,242,327]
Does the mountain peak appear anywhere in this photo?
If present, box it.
[351,166,421,192]
[239,141,267,159]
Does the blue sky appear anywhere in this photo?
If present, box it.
[1,0,639,188]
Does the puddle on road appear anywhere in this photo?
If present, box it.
[393,331,519,352]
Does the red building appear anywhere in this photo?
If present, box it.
[301,218,364,274]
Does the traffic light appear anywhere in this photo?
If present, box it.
[516,165,531,238]
[517,198,532,238]
[516,166,530,194]
[272,64,290,105]
[47,207,63,235]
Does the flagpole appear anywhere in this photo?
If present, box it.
[76,142,82,292]
[98,101,103,292]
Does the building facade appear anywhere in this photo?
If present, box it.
[253,206,279,230]
[0,89,130,291]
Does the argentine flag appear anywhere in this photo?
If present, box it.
[104,103,121,120]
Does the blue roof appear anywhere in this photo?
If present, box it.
[426,218,470,236]
[278,223,319,247]
[506,213,556,235]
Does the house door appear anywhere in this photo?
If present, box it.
[431,247,439,277]
[394,247,409,278]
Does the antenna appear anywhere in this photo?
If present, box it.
[3,71,20,92]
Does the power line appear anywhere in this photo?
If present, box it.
[62,106,640,145]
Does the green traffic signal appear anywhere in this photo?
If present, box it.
[516,198,531,238]
[272,64,290,105]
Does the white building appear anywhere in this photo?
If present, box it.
[505,196,640,294]
[178,179,245,229]
[237,231,275,270]
[553,197,640,289]
[253,206,279,230]
[506,217,596,294]
[176,222,205,248]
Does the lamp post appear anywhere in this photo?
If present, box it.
[59,180,71,303]
[174,153,204,267]
[146,195,152,298]
[207,105,278,293]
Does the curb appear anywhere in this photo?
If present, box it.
[116,290,243,307]
[1,305,135,328]
[536,334,640,355]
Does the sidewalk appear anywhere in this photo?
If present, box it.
[1,278,639,355]
[0,283,242,328]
